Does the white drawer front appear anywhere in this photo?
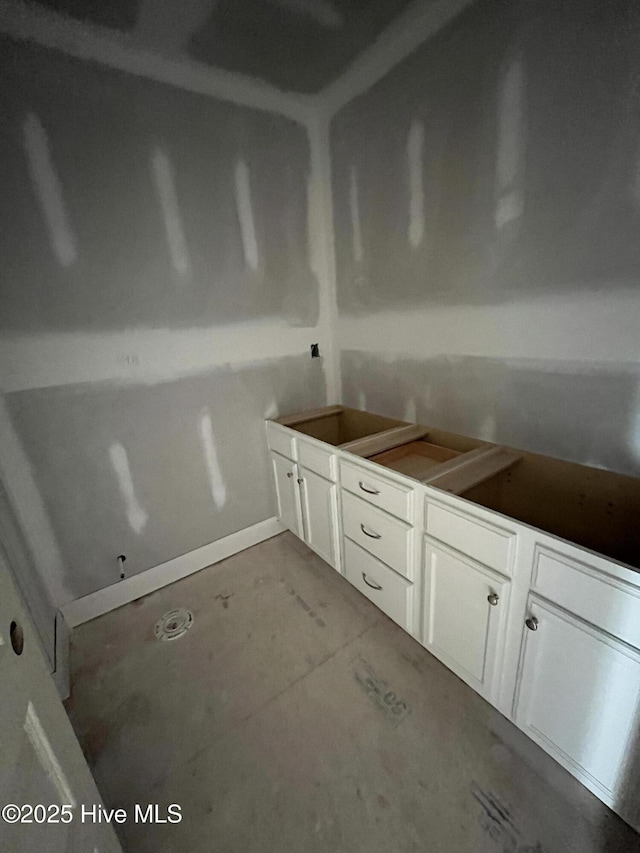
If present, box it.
[266,422,296,461]
[340,460,412,521]
[297,439,335,481]
[425,499,515,575]
[344,538,412,630]
[532,545,640,649]
[342,492,412,578]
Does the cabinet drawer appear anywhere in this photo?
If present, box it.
[342,492,412,578]
[297,438,335,481]
[425,499,515,575]
[266,422,296,461]
[340,460,412,521]
[532,545,640,649]
[344,538,412,631]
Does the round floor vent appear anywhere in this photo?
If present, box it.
[154,608,193,642]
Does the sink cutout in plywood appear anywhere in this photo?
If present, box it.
[370,441,462,480]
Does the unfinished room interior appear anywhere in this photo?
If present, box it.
[2,0,640,850]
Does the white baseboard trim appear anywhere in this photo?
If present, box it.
[61,517,284,628]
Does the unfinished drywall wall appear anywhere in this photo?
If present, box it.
[0,36,318,331]
[331,0,640,476]
[5,356,323,601]
[342,351,640,477]
[0,35,326,609]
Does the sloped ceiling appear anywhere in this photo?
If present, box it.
[34,0,414,92]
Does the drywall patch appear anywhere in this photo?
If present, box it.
[154,607,193,642]
[404,397,416,424]
[264,398,279,420]
[495,54,525,230]
[23,112,77,267]
[407,119,425,248]
[306,170,323,282]
[349,165,363,264]
[234,158,259,271]
[200,408,227,509]
[109,443,148,535]
[150,147,191,276]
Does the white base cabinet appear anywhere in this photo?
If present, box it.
[267,414,640,831]
[267,422,340,570]
[515,595,640,807]
[271,451,301,538]
[423,539,509,703]
[298,467,338,568]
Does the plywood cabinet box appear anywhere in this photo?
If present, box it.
[266,406,640,832]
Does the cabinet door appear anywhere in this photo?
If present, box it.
[271,452,301,537]
[515,597,640,807]
[423,540,509,702]
[299,467,338,568]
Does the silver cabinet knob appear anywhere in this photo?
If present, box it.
[525,616,539,631]
[487,593,499,606]
[286,472,294,478]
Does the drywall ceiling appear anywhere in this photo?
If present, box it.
[34,0,414,92]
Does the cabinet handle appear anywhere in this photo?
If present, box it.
[360,523,382,539]
[297,478,304,484]
[487,593,499,606]
[362,572,383,590]
[525,616,538,631]
[286,472,294,479]
[359,481,380,495]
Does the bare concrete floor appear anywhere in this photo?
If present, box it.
[66,532,640,853]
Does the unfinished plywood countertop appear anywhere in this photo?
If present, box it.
[274,405,640,570]
[276,405,521,496]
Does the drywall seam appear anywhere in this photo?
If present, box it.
[0,323,322,392]
[23,112,77,267]
[60,517,284,626]
[233,159,259,271]
[109,443,148,534]
[0,396,72,608]
[495,53,525,230]
[318,0,477,119]
[150,147,191,277]
[308,112,342,403]
[348,165,363,263]
[0,0,314,125]
[407,118,425,248]
[199,408,227,509]
[337,291,640,363]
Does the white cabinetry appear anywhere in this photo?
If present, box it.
[338,457,419,635]
[512,540,640,820]
[515,597,640,810]
[298,467,338,567]
[271,452,301,538]
[267,413,640,829]
[423,539,509,703]
[344,538,413,631]
[267,422,339,570]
